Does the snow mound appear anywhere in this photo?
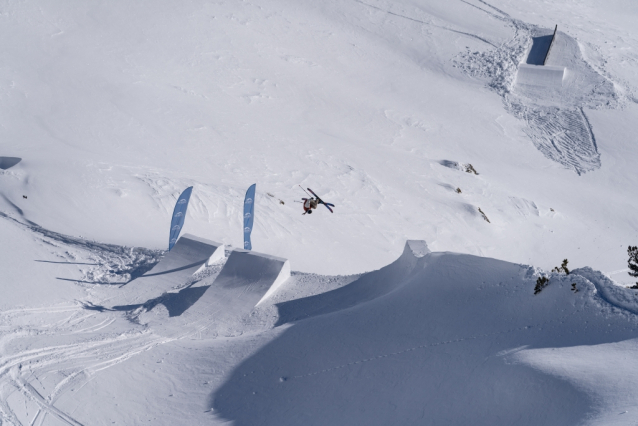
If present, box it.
[211,251,638,426]
[275,240,425,325]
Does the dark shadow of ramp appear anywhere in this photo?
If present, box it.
[107,234,224,308]
[275,240,428,326]
[526,35,553,65]
[162,285,210,317]
[108,285,211,317]
[0,157,21,170]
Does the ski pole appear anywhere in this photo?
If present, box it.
[298,185,311,197]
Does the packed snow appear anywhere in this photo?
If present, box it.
[2,0,638,424]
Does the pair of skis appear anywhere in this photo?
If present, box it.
[299,186,335,213]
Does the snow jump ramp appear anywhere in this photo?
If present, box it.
[111,234,224,307]
[275,240,429,325]
[142,248,290,336]
[196,248,290,311]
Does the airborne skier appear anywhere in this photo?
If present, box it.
[299,186,335,215]
[302,197,318,214]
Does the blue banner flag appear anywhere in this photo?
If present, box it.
[243,184,256,250]
[169,186,193,251]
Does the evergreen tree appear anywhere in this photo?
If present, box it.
[628,246,638,288]
[552,259,569,275]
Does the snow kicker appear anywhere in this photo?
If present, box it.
[454,2,619,174]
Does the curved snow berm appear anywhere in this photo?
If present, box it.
[211,248,638,426]
[111,234,223,308]
[275,240,429,325]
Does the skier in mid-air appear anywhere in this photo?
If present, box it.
[299,186,335,215]
[302,197,318,214]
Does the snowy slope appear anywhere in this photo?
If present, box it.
[2,0,638,424]
[3,232,638,425]
[1,0,637,275]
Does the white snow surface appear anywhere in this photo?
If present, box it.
[2,0,638,424]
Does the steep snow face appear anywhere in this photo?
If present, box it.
[1,0,637,276]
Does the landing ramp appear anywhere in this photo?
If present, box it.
[111,234,224,307]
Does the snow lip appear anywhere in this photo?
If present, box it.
[515,64,565,88]
[406,240,430,258]
[230,247,288,263]
[257,260,291,306]
[179,233,223,248]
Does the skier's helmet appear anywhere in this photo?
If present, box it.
[307,210,312,214]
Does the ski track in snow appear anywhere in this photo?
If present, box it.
[356,0,499,48]
[0,219,200,426]
[0,308,192,426]
[516,106,600,175]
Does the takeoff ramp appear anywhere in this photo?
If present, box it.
[110,234,224,308]
[197,249,290,311]
[145,249,290,336]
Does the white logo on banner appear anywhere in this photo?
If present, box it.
[244,227,251,233]
[245,198,253,204]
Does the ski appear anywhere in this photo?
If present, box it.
[307,188,334,213]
